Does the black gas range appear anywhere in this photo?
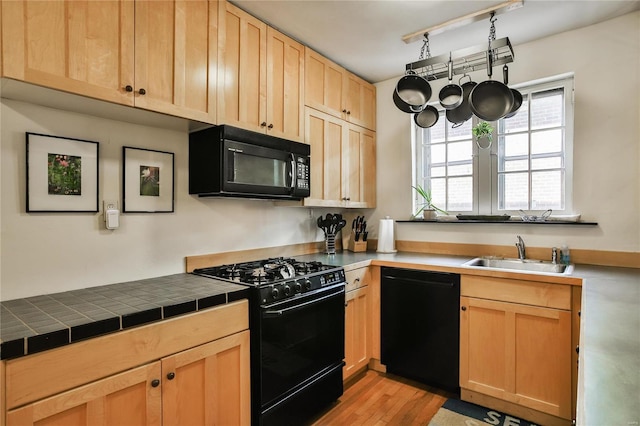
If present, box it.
[194,257,345,305]
[193,257,346,426]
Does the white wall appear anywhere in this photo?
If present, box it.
[372,11,640,254]
[0,100,325,301]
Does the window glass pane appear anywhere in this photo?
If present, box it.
[503,134,528,157]
[503,94,529,133]
[447,141,471,163]
[532,170,563,209]
[431,166,446,177]
[430,144,445,164]
[531,88,563,130]
[431,178,446,208]
[532,129,562,154]
[532,157,562,170]
[448,177,472,211]
[503,159,528,172]
[448,119,472,140]
[448,164,473,176]
[501,172,529,210]
[430,113,446,142]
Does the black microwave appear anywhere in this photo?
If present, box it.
[189,125,311,200]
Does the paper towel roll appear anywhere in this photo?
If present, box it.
[377,216,397,253]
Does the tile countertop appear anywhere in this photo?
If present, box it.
[0,273,249,360]
[296,251,640,426]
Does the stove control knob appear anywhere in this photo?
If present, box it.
[271,287,279,300]
[294,281,302,293]
[304,279,312,290]
[283,284,292,296]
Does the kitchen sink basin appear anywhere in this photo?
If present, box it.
[463,257,574,275]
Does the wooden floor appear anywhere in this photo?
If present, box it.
[310,370,457,425]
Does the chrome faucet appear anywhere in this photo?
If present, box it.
[515,235,526,260]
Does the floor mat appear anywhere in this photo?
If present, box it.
[429,398,539,426]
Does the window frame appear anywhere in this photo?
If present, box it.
[412,73,575,217]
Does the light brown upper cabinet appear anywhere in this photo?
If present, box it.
[305,47,376,131]
[217,1,304,142]
[304,107,376,208]
[134,0,218,122]
[1,0,218,123]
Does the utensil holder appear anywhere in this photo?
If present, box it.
[325,233,336,254]
[347,232,367,252]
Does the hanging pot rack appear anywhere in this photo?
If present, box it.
[406,36,514,81]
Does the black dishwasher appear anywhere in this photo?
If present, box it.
[381,267,460,393]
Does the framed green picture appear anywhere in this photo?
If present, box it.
[26,133,99,212]
[123,146,174,213]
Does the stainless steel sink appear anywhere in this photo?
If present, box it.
[463,257,573,275]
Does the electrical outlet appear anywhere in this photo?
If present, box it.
[104,201,118,211]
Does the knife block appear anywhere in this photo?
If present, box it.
[347,232,367,252]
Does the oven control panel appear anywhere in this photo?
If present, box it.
[260,268,345,304]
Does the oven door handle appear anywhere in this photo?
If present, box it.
[263,290,344,317]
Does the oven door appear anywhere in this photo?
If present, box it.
[260,283,345,408]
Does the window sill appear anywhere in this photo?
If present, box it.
[398,219,598,225]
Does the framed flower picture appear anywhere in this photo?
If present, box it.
[123,146,174,213]
[26,133,99,212]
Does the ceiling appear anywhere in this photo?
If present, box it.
[231,0,640,83]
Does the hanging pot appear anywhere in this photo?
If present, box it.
[393,89,424,113]
[502,66,523,119]
[438,59,463,110]
[414,105,439,128]
[395,70,432,111]
[446,75,476,126]
[469,51,514,121]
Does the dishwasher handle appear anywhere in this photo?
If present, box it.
[382,274,455,288]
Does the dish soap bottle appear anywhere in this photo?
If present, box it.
[561,245,571,265]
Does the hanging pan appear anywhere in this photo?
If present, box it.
[469,50,514,121]
[414,104,439,128]
[438,58,463,110]
[503,65,523,119]
[394,70,432,112]
[446,73,477,126]
[393,89,424,113]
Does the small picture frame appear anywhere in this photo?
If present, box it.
[123,146,174,213]
[26,132,99,212]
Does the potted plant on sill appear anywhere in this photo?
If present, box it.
[412,184,448,220]
[472,121,493,149]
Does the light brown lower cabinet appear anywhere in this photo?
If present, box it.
[6,330,250,426]
[460,275,579,426]
[3,301,251,426]
[344,285,369,381]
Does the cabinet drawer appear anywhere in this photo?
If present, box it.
[461,275,571,310]
[345,267,369,292]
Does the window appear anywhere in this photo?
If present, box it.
[413,74,574,216]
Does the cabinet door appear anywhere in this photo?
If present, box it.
[6,362,161,426]
[266,27,305,142]
[345,124,376,208]
[344,285,370,381]
[217,1,267,132]
[1,0,135,106]
[304,47,345,119]
[134,0,217,122]
[162,330,251,426]
[304,107,347,206]
[460,296,572,419]
[344,72,376,131]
